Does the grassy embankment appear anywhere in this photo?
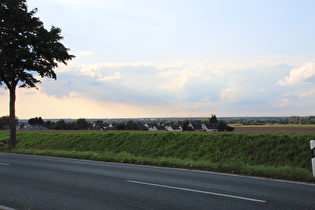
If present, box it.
[0,131,314,182]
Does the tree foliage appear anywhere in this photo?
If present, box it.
[0,116,10,129]
[115,123,126,130]
[0,115,18,130]
[217,120,234,132]
[209,114,218,124]
[76,118,90,130]
[28,117,44,125]
[125,120,139,130]
[54,119,67,130]
[0,0,74,148]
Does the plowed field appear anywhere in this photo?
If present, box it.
[233,126,315,134]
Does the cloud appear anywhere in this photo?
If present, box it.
[49,60,286,106]
[4,0,315,118]
[260,54,288,59]
[159,76,187,91]
[277,98,291,107]
[76,51,93,57]
[276,62,315,86]
[35,0,104,8]
[79,64,103,78]
[97,72,122,81]
[19,57,313,118]
[284,88,315,99]
[220,86,241,103]
[297,89,315,98]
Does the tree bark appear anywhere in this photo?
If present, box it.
[9,86,16,149]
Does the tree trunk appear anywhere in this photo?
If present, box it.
[9,86,16,149]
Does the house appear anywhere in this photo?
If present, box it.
[17,122,30,130]
[100,123,114,130]
[146,123,167,131]
[165,125,182,132]
[188,122,203,131]
[148,126,159,131]
[202,123,218,132]
[22,125,50,130]
[188,122,218,132]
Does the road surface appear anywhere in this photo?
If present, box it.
[0,153,314,209]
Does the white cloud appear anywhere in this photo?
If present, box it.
[277,98,290,107]
[175,102,204,111]
[75,62,152,78]
[298,89,315,98]
[97,72,122,82]
[285,89,315,99]
[201,97,211,102]
[3,0,315,118]
[79,64,103,78]
[76,51,93,57]
[159,76,187,91]
[257,88,266,92]
[44,59,301,105]
[220,86,241,103]
[32,0,104,8]
[260,54,288,59]
[277,62,315,86]
[4,56,315,118]
[75,62,152,70]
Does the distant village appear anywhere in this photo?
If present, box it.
[1,115,314,132]
[0,115,234,132]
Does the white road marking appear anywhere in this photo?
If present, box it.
[0,205,16,210]
[127,180,266,203]
[0,163,10,166]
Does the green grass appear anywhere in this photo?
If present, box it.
[1,131,314,182]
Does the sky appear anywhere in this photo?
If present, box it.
[1,0,315,119]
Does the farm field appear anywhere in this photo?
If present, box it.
[233,125,315,134]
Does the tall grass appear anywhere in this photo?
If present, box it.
[1,131,314,182]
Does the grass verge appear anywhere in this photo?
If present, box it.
[0,131,314,182]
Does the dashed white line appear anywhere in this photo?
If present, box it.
[127,180,266,203]
[0,205,16,210]
[0,163,10,166]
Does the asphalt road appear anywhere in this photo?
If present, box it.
[0,153,314,210]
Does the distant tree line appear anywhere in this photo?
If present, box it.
[1,115,315,131]
[35,118,91,130]
[22,115,234,132]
